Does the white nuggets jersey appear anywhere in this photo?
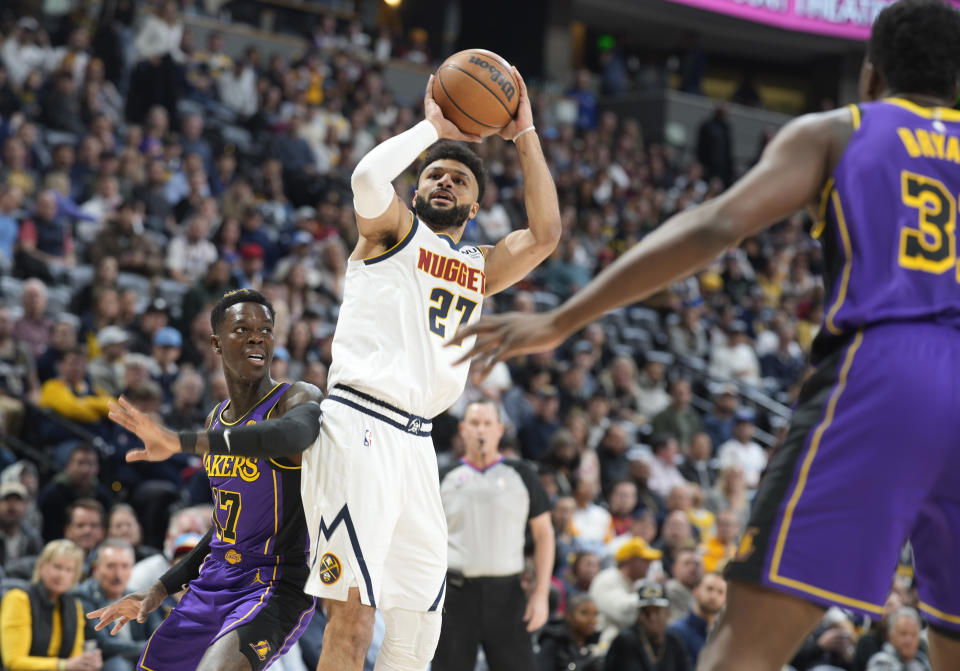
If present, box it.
[328,215,485,418]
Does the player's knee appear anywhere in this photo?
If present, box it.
[375,609,441,671]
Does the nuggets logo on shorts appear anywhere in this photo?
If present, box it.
[319,553,342,584]
[735,527,758,561]
[249,640,271,661]
[225,549,242,564]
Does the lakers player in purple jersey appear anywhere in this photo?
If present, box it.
[454,1,960,668]
[88,289,324,670]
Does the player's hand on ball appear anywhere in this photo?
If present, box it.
[424,75,483,143]
[498,67,533,142]
[108,396,182,462]
[87,582,165,635]
[449,310,567,375]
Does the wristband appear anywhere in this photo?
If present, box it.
[511,126,536,142]
[178,431,198,454]
[59,661,66,671]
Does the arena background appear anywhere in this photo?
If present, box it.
[0,0,934,669]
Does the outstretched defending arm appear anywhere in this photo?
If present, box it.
[111,382,324,462]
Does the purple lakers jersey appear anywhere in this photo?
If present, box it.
[204,383,309,565]
[813,98,960,360]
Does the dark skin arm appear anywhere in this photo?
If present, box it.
[450,109,853,372]
[109,381,323,465]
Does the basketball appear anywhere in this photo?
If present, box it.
[432,49,520,137]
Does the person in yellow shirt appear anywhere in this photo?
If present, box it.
[39,347,113,424]
[0,539,102,671]
[699,509,740,573]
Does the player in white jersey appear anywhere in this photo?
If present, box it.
[304,69,560,671]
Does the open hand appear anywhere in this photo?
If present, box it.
[108,396,181,462]
[447,311,567,376]
[498,67,533,142]
[87,582,167,635]
[424,74,484,143]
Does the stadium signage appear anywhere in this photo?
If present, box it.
[666,0,960,40]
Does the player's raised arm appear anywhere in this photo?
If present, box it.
[351,76,483,256]
[454,109,846,367]
[111,381,324,462]
[480,68,562,296]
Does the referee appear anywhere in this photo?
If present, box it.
[433,400,555,671]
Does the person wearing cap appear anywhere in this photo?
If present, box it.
[128,298,169,356]
[716,409,767,489]
[588,537,662,642]
[0,480,42,571]
[234,242,266,290]
[89,326,130,398]
[604,579,691,671]
[651,379,702,452]
[165,214,217,284]
[434,400,554,671]
[150,327,181,404]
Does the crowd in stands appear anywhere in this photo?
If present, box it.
[0,1,927,670]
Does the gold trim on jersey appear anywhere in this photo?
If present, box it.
[766,331,880,614]
[362,212,416,262]
[218,382,286,426]
[811,178,835,241]
[847,104,861,130]
[824,190,853,336]
[884,97,960,122]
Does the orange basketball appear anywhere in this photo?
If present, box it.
[432,49,520,137]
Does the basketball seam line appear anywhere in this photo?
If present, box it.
[442,64,513,124]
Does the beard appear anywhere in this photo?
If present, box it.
[414,193,472,231]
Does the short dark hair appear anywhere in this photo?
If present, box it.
[210,289,275,333]
[67,497,106,527]
[868,0,960,99]
[418,141,486,202]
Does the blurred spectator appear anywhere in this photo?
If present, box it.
[106,503,159,563]
[589,538,661,640]
[710,321,761,386]
[13,279,54,358]
[653,511,695,578]
[667,573,727,667]
[16,189,75,281]
[635,353,672,420]
[791,608,858,670]
[566,69,597,131]
[74,538,159,671]
[702,383,738,452]
[705,465,750,530]
[0,303,39,436]
[604,580,690,671]
[150,327,181,403]
[536,594,603,671]
[38,347,113,453]
[866,607,930,671]
[716,409,766,489]
[62,498,107,560]
[38,444,112,541]
[597,423,631,496]
[678,432,716,490]
[665,549,702,623]
[608,480,639,538]
[519,386,562,461]
[128,298,169,356]
[165,215,217,284]
[129,0,183,121]
[161,369,206,431]
[90,201,164,277]
[760,323,805,390]
[571,478,611,556]
[699,509,739,574]
[0,539,102,671]
[127,505,211,592]
[696,104,733,186]
[0,480,42,571]
[651,380,701,450]
[0,186,24,270]
[40,71,86,136]
[88,326,130,397]
[645,435,686,499]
